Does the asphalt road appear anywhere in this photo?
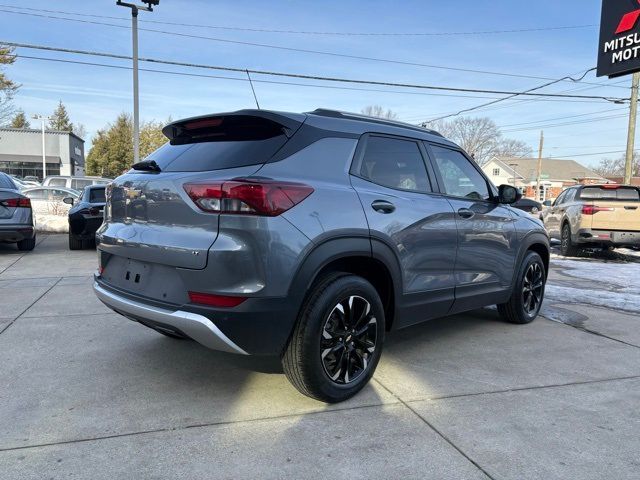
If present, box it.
[1,235,638,479]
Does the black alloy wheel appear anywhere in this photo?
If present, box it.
[320,295,377,385]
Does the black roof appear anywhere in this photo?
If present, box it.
[308,109,442,137]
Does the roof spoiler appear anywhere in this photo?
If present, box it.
[162,110,306,144]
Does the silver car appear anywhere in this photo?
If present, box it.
[94,109,550,402]
[0,172,36,251]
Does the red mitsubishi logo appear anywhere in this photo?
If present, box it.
[616,1,640,34]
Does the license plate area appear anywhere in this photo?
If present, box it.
[612,231,640,243]
[122,259,150,290]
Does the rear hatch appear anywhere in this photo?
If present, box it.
[579,185,640,231]
[99,110,305,270]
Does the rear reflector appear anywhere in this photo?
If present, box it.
[184,179,313,216]
[582,205,615,215]
[188,292,247,308]
[0,197,31,208]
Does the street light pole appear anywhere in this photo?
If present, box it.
[32,115,50,181]
[116,0,159,164]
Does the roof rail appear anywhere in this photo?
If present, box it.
[308,108,443,137]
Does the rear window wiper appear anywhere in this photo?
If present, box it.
[132,159,162,172]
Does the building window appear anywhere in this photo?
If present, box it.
[492,168,500,176]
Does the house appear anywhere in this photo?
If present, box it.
[0,128,85,181]
[605,176,640,186]
[482,157,609,202]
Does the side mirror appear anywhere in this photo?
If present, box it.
[498,185,521,204]
[63,197,75,206]
[542,200,552,207]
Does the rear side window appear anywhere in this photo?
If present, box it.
[429,145,491,201]
[48,178,67,187]
[357,136,430,192]
[72,179,93,190]
[89,188,106,203]
[0,174,16,189]
[579,186,640,201]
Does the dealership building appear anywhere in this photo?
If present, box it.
[0,127,85,180]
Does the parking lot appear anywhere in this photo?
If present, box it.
[0,235,639,479]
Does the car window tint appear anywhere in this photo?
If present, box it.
[579,186,640,201]
[89,188,106,203]
[358,136,430,192]
[48,178,67,187]
[0,174,16,189]
[429,145,490,200]
[563,189,576,203]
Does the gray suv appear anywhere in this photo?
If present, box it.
[93,109,549,402]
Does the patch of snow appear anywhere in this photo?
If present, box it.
[546,257,640,313]
[34,214,68,233]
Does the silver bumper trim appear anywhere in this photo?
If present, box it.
[93,282,248,355]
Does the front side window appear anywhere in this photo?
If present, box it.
[429,145,490,201]
[357,136,430,192]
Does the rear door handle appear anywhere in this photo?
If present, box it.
[371,200,396,214]
[457,208,475,219]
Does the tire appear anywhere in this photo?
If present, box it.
[282,273,385,403]
[498,251,546,324]
[69,233,84,250]
[17,235,36,251]
[560,222,578,257]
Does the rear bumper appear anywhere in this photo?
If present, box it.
[0,225,35,243]
[576,228,640,247]
[93,281,248,355]
[93,278,298,355]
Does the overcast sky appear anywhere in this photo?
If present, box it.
[0,0,633,166]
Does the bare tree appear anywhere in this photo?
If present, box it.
[0,44,18,125]
[361,105,398,120]
[73,123,87,140]
[427,116,531,166]
[594,153,640,178]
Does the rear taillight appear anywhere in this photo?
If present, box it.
[188,292,247,308]
[184,179,314,216]
[582,205,615,215]
[0,198,31,208]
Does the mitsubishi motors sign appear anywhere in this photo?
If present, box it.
[598,0,640,77]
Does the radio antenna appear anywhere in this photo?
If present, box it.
[246,69,261,109]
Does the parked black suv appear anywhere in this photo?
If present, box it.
[94,109,550,402]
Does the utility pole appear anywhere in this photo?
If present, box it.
[116,0,159,164]
[32,114,50,182]
[535,131,544,201]
[624,72,639,185]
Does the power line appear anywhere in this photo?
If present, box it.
[501,113,628,133]
[547,150,627,159]
[3,41,628,103]
[497,108,627,128]
[15,54,516,100]
[422,68,616,124]
[0,4,599,37]
[0,6,626,88]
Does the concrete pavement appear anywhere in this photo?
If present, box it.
[1,235,638,479]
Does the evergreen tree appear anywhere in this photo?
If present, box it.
[140,119,167,159]
[9,109,29,128]
[86,114,133,177]
[49,100,73,131]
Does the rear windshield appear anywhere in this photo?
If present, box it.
[147,136,288,172]
[89,188,106,203]
[579,186,640,201]
[0,174,16,190]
